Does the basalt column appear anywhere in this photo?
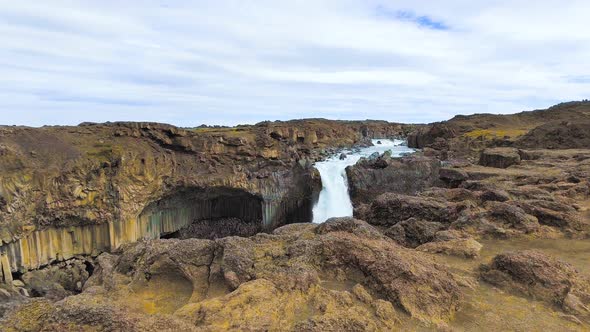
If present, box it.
[137,187,264,239]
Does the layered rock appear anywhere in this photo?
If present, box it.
[480,250,590,321]
[406,101,590,161]
[479,147,521,168]
[0,120,409,279]
[516,120,590,149]
[357,193,464,227]
[346,154,441,204]
[2,218,464,329]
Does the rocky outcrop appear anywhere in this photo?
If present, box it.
[20,258,92,301]
[346,155,442,204]
[479,147,521,168]
[0,120,409,279]
[416,238,482,259]
[480,250,590,321]
[516,120,590,149]
[3,218,464,329]
[357,193,463,227]
[384,218,445,248]
[439,167,469,187]
[486,201,540,233]
[407,123,458,149]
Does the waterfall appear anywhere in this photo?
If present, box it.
[312,139,414,223]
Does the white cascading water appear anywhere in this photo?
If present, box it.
[312,139,414,223]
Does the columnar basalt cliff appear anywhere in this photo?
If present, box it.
[0,119,411,280]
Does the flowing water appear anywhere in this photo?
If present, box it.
[312,139,414,223]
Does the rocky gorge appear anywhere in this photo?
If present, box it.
[1,102,590,330]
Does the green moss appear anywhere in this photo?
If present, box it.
[85,142,123,161]
[463,128,529,140]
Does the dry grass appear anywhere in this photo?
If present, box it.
[192,127,256,140]
[463,128,529,140]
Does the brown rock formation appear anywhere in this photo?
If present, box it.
[479,147,521,168]
[516,120,590,149]
[0,119,409,279]
[346,154,442,204]
[480,250,590,321]
[2,218,463,329]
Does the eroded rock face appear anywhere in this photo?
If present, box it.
[346,155,441,204]
[480,250,590,320]
[0,120,408,276]
[357,193,463,227]
[516,120,590,149]
[2,218,463,329]
[407,123,458,149]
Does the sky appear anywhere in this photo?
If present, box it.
[1,0,589,127]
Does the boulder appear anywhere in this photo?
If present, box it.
[416,238,483,259]
[480,250,590,319]
[486,201,540,233]
[21,258,92,301]
[479,147,521,168]
[439,167,469,187]
[511,200,589,231]
[478,189,510,202]
[346,155,442,204]
[359,193,462,227]
[384,218,446,248]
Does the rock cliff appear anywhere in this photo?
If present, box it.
[0,119,410,279]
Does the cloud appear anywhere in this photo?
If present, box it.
[0,0,589,126]
[376,6,450,30]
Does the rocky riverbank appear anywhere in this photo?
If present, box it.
[2,102,590,330]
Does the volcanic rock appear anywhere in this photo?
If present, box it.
[416,238,483,259]
[346,155,442,204]
[479,147,521,168]
[384,218,446,248]
[480,250,590,320]
[3,218,463,329]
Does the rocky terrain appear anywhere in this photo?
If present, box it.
[0,119,410,275]
[2,102,590,330]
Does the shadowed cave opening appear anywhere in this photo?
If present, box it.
[139,187,264,240]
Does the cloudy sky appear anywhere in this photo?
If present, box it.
[1,1,589,126]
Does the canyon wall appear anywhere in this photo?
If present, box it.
[0,120,410,281]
